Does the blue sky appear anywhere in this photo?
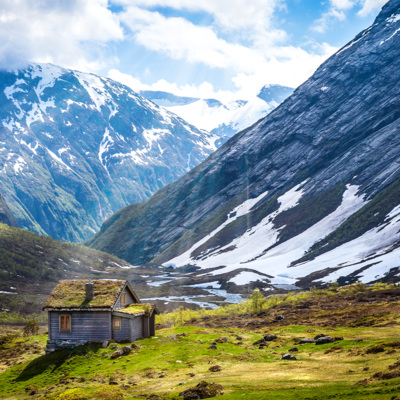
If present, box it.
[0,0,388,100]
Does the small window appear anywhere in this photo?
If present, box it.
[59,314,71,332]
[113,318,121,330]
[121,292,126,306]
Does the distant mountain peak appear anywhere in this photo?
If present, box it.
[141,85,293,138]
[0,63,219,241]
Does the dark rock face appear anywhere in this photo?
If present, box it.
[89,1,400,285]
[0,64,219,241]
[0,190,18,227]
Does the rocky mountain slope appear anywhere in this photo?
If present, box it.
[141,84,293,138]
[87,0,400,289]
[0,190,17,227]
[0,64,219,242]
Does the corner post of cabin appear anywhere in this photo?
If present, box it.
[143,315,149,338]
[48,311,52,340]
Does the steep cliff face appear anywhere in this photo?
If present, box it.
[0,189,18,227]
[0,64,219,241]
[88,0,400,286]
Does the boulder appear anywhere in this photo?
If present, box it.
[282,353,297,360]
[314,334,327,340]
[122,346,131,355]
[110,350,124,359]
[315,336,334,345]
[215,337,228,343]
[289,347,299,352]
[209,365,222,372]
[299,338,316,344]
[263,335,277,342]
[179,381,224,399]
[208,344,217,350]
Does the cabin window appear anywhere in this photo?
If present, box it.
[59,314,71,332]
[113,317,121,330]
[121,292,126,306]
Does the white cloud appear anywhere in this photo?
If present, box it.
[312,7,347,33]
[358,0,388,17]
[0,0,123,71]
[312,0,387,33]
[116,2,336,94]
[331,0,356,10]
[109,68,239,102]
[115,0,284,31]
[109,37,336,102]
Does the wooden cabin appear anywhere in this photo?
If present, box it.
[43,279,159,353]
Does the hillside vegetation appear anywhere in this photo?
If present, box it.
[0,223,132,318]
[1,283,400,399]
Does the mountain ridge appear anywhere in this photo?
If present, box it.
[0,63,219,241]
[87,0,400,288]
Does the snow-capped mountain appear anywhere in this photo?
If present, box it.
[88,0,400,288]
[140,84,293,138]
[0,63,219,242]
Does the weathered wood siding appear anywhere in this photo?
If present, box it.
[112,316,144,341]
[112,317,130,341]
[130,317,143,341]
[49,311,111,342]
[115,289,136,309]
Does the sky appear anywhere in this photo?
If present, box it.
[0,0,388,101]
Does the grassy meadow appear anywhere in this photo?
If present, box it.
[1,283,400,399]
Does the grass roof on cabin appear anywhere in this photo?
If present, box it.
[44,279,125,309]
[117,303,155,315]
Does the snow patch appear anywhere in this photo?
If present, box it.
[13,156,27,174]
[99,128,114,175]
[166,184,370,287]
[47,148,71,170]
[229,271,267,285]
[142,128,170,149]
[380,27,400,46]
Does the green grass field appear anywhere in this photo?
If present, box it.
[1,322,400,399]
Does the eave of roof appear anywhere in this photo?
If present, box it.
[115,303,156,316]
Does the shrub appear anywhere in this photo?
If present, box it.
[56,388,89,400]
[93,386,124,399]
[249,289,266,314]
[23,320,39,337]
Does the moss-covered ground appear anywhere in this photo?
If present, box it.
[1,321,400,399]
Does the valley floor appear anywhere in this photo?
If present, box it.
[1,286,400,399]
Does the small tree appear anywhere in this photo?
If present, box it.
[249,289,266,315]
[23,320,39,337]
